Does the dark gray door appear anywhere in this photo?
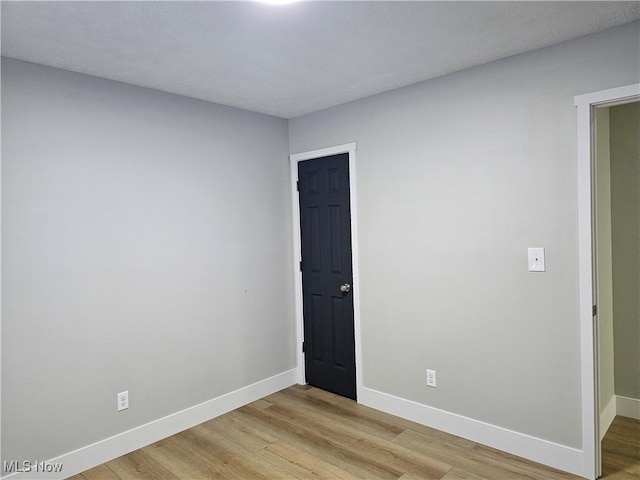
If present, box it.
[298,153,356,400]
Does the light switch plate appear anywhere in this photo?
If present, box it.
[528,247,545,272]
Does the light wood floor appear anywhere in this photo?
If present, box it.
[69,385,635,480]
[601,415,640,480]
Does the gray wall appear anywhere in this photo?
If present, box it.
[610,102,640,400]
[1,58,295,463]
[289,22,640,448]
[596,107,615,417]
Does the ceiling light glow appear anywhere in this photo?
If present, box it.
[257,0,298,5]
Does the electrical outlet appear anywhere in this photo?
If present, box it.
[426,369,437,388]
[117,391,129,412]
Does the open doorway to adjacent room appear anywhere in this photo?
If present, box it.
[594,100,640,479]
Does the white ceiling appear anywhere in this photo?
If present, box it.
[2,1,639,118]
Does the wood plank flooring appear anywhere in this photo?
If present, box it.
[69,386,636,479]
[601,415,640,480]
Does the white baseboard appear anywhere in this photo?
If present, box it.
[359,387,583,477]
[2,369,297,480]
[600,394,617,440]
[616,395,640,420]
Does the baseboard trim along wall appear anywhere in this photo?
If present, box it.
[599,394,640,442]
[1,369,298,480]
[359,387,583,477]
[616,395,640,420]
[600,394,618,440]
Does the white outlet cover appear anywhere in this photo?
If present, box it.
[528,247,545,272]
[117,391,129,411]
[426,369,437,388]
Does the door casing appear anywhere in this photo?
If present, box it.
[290,143,362,400]
[575,83,640,480]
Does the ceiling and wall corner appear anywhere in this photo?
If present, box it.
[1,1,639,118]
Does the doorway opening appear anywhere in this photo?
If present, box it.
[594,101,640,477]
[575,84,639,479]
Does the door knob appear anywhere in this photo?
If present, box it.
[340,283,351,293]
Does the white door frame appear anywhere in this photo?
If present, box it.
[289,142,363,400]
[574,83,639,480]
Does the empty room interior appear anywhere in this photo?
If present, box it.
[1,1,639,480]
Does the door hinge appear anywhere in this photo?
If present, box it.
[302,342,305,353]
[296,180,299,192]
[592,305,597,316]
[299,260,303,271]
